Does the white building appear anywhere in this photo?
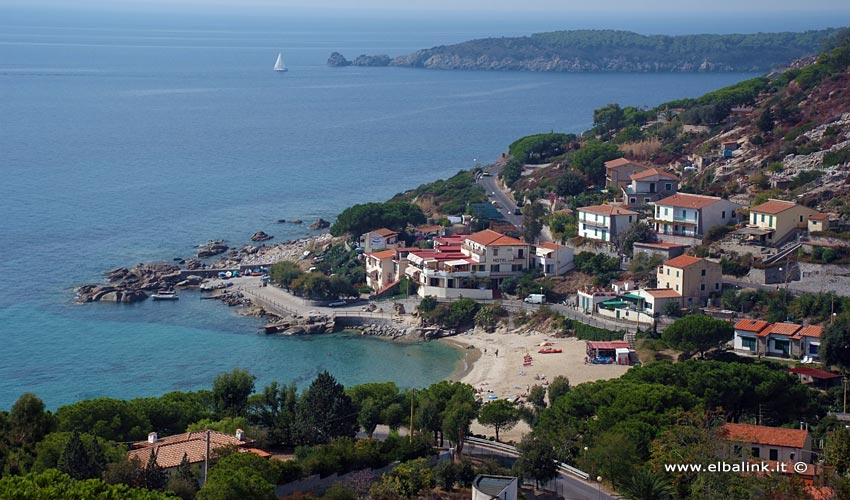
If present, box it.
[360,228,400,253]
[472,475,517,500]
[652,193,740,244]
[531,242,574,276]
[622,168,679,207]
[577,204,638,243]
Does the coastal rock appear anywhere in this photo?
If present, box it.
[197,241,228,258]
[185,259,204,270]
[309,218,330,230]
[289,219,303,224]
[276,219,286,223]
[251,231,274,242]
[327,52,351,67]
[352,54,391,67]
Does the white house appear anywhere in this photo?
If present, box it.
[472,475,517,500]
[531,242,574,276]
[652,193,740,244]
[577,204,638,243]
[733,319,770,354]
[791,325,823,359]
[635,288,683,317]
[757,322,802,358]
[360,228,400,253]
[577,288,619,313]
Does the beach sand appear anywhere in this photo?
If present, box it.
[442,331,631,443]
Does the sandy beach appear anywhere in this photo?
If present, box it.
[442,331,631,442]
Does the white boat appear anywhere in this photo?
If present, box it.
[274,52,288,72]
[151,290,179,301]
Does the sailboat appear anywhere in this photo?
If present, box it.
[274,52,288,72]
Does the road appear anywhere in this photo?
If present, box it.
[463,440,617,500]
[477,162,524,228]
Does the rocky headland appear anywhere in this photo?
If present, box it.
[327,52,391,68]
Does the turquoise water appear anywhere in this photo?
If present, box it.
[0,10,769,409]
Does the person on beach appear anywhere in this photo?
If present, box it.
[495,349,499,357]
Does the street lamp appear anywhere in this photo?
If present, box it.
[596,476,603,500]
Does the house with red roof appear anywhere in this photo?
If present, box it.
[789,366,840,389]
[733,319,770,354]
[722,423,812,465]
[531,242,574,277]
[656,255,722,306]
[632,241,688,260]
[604,158,651,190]
[403,229,530,300]
[807,213,834,233]
[577,204,638,243]
[634,288,683,317]
[359,227,400,253]
[128,430,270,474]
[757,322,802,357]
[791,325,823,360]
[621,168,679,207]
[744,199,817,246]
[651,193,740,244]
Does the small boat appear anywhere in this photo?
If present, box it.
[274,52,288,72]
[538,348,562,354]
[151,290,179,301]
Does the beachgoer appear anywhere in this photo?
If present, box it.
[495,349,499,357]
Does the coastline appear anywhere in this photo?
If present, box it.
[441,336,482,381]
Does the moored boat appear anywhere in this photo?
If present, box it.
[151,290,179,301]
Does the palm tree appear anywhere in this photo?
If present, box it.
[620,468,674,500]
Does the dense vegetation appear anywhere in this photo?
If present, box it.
[389,28,840,72]
[330,202,425,237]
[390,170,486,216]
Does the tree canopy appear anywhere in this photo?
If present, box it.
[330,202,425,237]
[661,314,734,356]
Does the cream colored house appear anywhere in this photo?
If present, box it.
[723,423,812,464]
[365,249,407,293]
[652,193,740,244]
[656,255,722,306]
[360,228,400,253]
[807,213,833,233]
[577,204,638,243]
[747,199,817,246]
[604,158,651,190]
[635,288,683,317]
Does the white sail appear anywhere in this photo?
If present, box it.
[274,52,288,72]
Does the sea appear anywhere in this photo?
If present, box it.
[1,6,841,409]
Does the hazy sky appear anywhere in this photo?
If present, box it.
[7,0,850,13]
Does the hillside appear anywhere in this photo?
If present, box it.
[331,28,842,73]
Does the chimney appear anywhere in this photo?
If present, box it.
[148,432,158,444]
[235,428,244,441]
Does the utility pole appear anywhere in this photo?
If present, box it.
[203,430,210,487]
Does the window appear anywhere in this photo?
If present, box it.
[752,213,757,224]
[761,214,765,223]
[628,216,633,222]
[676,271,680,278]
[774,339,790,355]
[517,249,523,258]
[769,449,778,461]
[682,209,687,218]
[701,269,706,276]
[644,197,651,203]
[790,452,796,461]
[800,215,804,222]
[809,344,819,355]
[666,268,670,275]
[490,265,499,272]
[701,284,705,291]
[742,337,756,351]
[715,283,720,290]
[722,211,726,219]
[630,197,636,204]
[512,264,523,272]
[492,248,499,256]
[664,208,669,216]
[751,447,760,458]
[676,284,680,291]
[665,183,672,191]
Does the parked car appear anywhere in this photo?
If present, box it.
[328,300,347,307]
[524,294,545,304]
[514,208,522,215]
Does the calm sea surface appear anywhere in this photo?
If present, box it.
[0,11,766,409]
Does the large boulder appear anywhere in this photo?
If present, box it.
[309,218,330,230]
[198,241,228,258]
[327,52,351,67]
[251,231,273,242]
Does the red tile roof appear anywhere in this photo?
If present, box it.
[722,423,809,449]
[587,341,631,349]
[579,204,638,216]
[663,255,704,269]
[643,288,682,299]
[604,158,632,169]
[809,213,829,221]
[129,431,257,469]
[465,229,527,247]
[792,325,823,340]
[630,168,679,181]
[367,249,396,260]
[371,228,398,237]
[734,319,770,333]
[750,200,797,215]
[655,193,723,209]
[788,367,840,380]
[758,322,802,337]
[536,242,564,251]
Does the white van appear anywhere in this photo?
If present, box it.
[524,294,545,304]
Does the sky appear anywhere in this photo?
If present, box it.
[6,0,850,14]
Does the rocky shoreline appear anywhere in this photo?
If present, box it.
[74,232,336,304]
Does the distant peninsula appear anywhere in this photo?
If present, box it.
[328,28,842,73]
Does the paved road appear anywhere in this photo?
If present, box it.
[463,440,617,500]
[478,163,524,228]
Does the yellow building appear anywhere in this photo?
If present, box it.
[747,199,817,246]
[656,255,722,307]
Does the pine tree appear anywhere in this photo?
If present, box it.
[58,430,90,480]
[140,449,167,491]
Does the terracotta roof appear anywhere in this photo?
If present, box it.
[750,200,797,215]
[578,204,638,216]
[792,325,823,339]
[536,242,564,252]
[630,168,679,181]
[809,213,829,220]
[655,193,725,209]
[722,423,809,449]
[604,158,632,169]
[465,229,527,247]
[643,288,682,299]
[663,255,704,269]
[758,322,802,337]
[129,431,256,469]
[367,249,396,260]
[371,228,398,237]
[788,367,840,380]
[734,319,770,333]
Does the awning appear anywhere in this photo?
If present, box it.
[622,293,643,300]
[444,259,470,267]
